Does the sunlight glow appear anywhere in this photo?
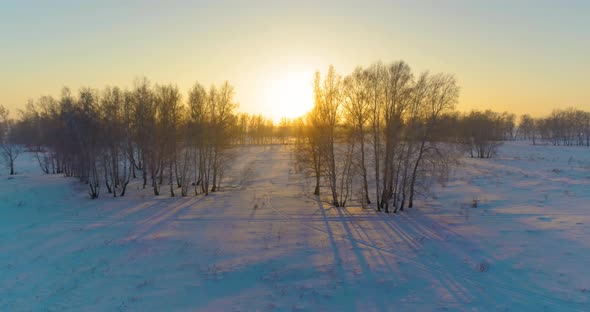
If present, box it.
[263,70,314,122]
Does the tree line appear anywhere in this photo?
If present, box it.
[2,67,588,206]
[4,78,310,197]
[439,110,516,159]
[520,108,590,146]
[10,79,242,198]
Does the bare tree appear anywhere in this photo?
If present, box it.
[342,67,372,205]
[366,62,386,210]
[380,61,413,212]
[0,105,23,175]
[307,66,347,206]
[408,73,459,208]
[154,84,182,196]
[188,81,208,195]
[294,106,323,195]
[210,81,238,192]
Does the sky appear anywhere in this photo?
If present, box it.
[1,0,589,121]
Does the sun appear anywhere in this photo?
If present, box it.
[263,70,314,122]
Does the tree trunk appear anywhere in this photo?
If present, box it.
[358,126,370,205]
[314,175,320,195]
[409,140,427,208]
[169,159,175,197]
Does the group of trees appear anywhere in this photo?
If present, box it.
[442,107,590,158]
[293,62,590,213]
[9,78,311,198]
[296,61,460,213]
[521,108,590,146]
[439,107,590,158]
[458,110,510,158]
[234,114,297,145]
[436,110,516,159]
[13,79,238,198]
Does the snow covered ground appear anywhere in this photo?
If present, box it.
[1,143,589,311]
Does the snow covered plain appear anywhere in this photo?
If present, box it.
[1,143,589,311]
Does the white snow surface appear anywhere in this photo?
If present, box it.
[1,143,589,311]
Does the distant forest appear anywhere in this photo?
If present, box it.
[1,61,589,211]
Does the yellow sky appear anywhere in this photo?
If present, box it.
[1,1,588,121]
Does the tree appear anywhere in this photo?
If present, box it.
[380,61,413,213]
[342,67,372,206]
[132,78,157,192]
[0,105,23,175]
[188,81,208,195]
[408,73,459,208]
[210,81,238,192]
[154,84,182,196]
[295,104,323,196]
